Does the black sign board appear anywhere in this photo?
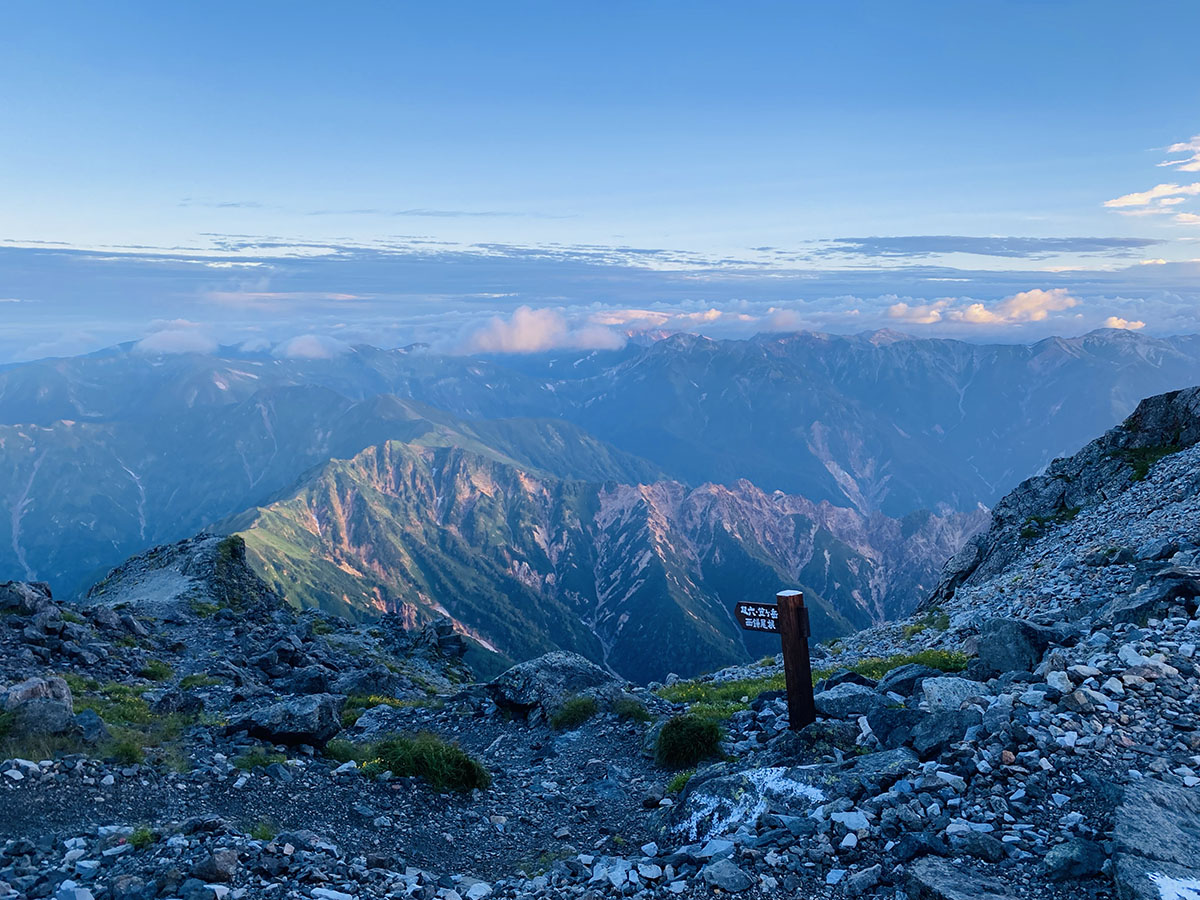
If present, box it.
[733,589,816,731]
[734,602,779,633]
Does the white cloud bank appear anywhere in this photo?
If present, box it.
[888,288,1079,326]
[1104,316,1146,330]
[459,306,625,354]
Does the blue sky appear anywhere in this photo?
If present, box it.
[1,1,1199,360]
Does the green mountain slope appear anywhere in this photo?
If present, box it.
[231,443,983,682]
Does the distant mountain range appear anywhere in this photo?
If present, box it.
[225,439,981,681]
[5,328,1200,678]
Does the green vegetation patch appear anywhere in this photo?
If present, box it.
[612,697,652,723]
[189,599,221,618]
[655,714,722,769]
[128,826,156,849]
[813,649,970,684]
[60,672,100,694]
[655,672,786,722]
[902,609,951,639]
[1020,505,1082,541]
[325,732,490,792]
[69,682,199,767]
[234,747,286,771]
[179,674,222,690]
[139,659,174,682]
[666,769,694,794]
[656,673,786,707]
[550,695,599,730]
[1113,444,1182,482]
[75,682,154,726]
[249,819,277,842]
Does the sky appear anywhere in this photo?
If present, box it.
[1,1,1199,362]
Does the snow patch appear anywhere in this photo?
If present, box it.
[1152,873,1200,900]
[674,767,825,841]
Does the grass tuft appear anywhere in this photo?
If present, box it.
[128,826,155,849]
[139,659,174,682]
[655,714,722,769]
[613,698,652,723]
[326,732,490,792]
[550,695,598,730]
[812,649,970,683]
[666,769,694,794]
[249,819,277,841]
[179,674,222,690]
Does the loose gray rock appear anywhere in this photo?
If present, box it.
[907,856,1019,900]
[813,682,880,719]
[1043,838,1105,881]
[976,618,1056,674]
[488,651,620,719]
[700,858,752,892]
[225,694,344,747]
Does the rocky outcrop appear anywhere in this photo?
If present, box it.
[1,676,75,740]
[1112,780,1200,899]
[86,532,283,618]
[929,386,1200,603]
[226,694,345,748]
[488,652,622,721]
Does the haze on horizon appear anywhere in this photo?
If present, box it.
[2,1,1199,363]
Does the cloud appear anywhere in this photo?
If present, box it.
[1104,316,1146,330]
[273,334,352,359]
[887,300,951,324]
[1176,213,1200,225]
[889,289,1078,326]
[1159,135,1200,173]
[819,235,1160,259]
[459,306,625,354]
[134,321,218,355]
[1104,182,1200,209]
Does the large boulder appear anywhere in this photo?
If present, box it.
[1099,566,1200,625]
[225,694,344,747]
[813,682,881,719]
[876,663,940,697]
[414,618,468,659]
[2,676,76,738]
[488,652,620,720]
[910,709,981,759]
[333,665,404,698]
[867,706,927,751]
[976,618,1057,674]
[3,676,72,710]
[1112,779,1200,900]
[907,857,1019,899]
[0,581,55,616]
[669,765,827,842]
[921,677,988,711]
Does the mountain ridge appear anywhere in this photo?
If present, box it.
[229,439,985,682]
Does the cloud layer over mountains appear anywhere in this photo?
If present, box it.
[3,239,1199,363]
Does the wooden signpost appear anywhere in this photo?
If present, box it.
[734,589,816,731]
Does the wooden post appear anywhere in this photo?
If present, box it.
[776,589,815,731]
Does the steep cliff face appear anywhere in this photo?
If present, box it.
[232,441,983,682]
[928,386,1200,604]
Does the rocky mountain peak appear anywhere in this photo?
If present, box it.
[86,533,284,619]
[930,386,1200,603]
